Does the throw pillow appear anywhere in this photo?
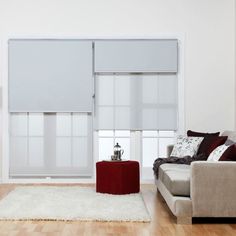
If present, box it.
[187,130,227,157]
[207,144,229,161]
[219,144,236,161]
[170,135,204,158]
[187,130,223,157]
[187,130,220,137]
[197,136,228,157]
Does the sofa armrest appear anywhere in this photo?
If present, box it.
[191,161,236,217]
[167,145,174,157]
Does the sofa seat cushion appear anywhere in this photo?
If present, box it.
[159,164,190,197]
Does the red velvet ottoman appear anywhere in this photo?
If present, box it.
[96,160,140,195]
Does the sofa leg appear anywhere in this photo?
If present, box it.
[177,216,192,224]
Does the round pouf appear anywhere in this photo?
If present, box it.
[96,161,140,195]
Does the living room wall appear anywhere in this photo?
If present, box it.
[0,0,235,178]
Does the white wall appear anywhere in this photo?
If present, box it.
[0,0,234,174]
[0,0,234,132]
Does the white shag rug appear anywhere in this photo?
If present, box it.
[0,186,151,222]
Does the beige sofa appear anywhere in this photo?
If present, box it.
[155,131,236,224]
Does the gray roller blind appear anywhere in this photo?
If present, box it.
[94,40,178,73]
[95,74,178,130]
[9,40,93,112]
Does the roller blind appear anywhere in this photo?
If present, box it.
[95,74,178,130]
[10,112,93,177]
[9,40,93,112]
[94,40,178,73]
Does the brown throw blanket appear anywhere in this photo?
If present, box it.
[153,153,207,179]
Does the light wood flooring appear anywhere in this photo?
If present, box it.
[0,184,235,236]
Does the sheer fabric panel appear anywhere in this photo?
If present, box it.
[10,113,92,177]
[95,75,177,130]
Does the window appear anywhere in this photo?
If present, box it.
[95,74,177,130]
[98,130,131,161]
[96,75,131,130]
[8,39,181,180]
[10,113,44,170]
[97,129,175,180]
[96,74,178,180]
[142,131,175,179]
[10,112,92,177]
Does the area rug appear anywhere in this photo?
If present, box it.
[0,186,151,222]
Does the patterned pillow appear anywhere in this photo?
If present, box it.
[207,144,229,161]
[170,135,204,158]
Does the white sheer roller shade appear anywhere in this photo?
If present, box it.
[9,40,93,112]
[95,75,178,130]
[10,113,93,177]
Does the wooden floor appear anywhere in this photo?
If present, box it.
[0,184,235,236]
